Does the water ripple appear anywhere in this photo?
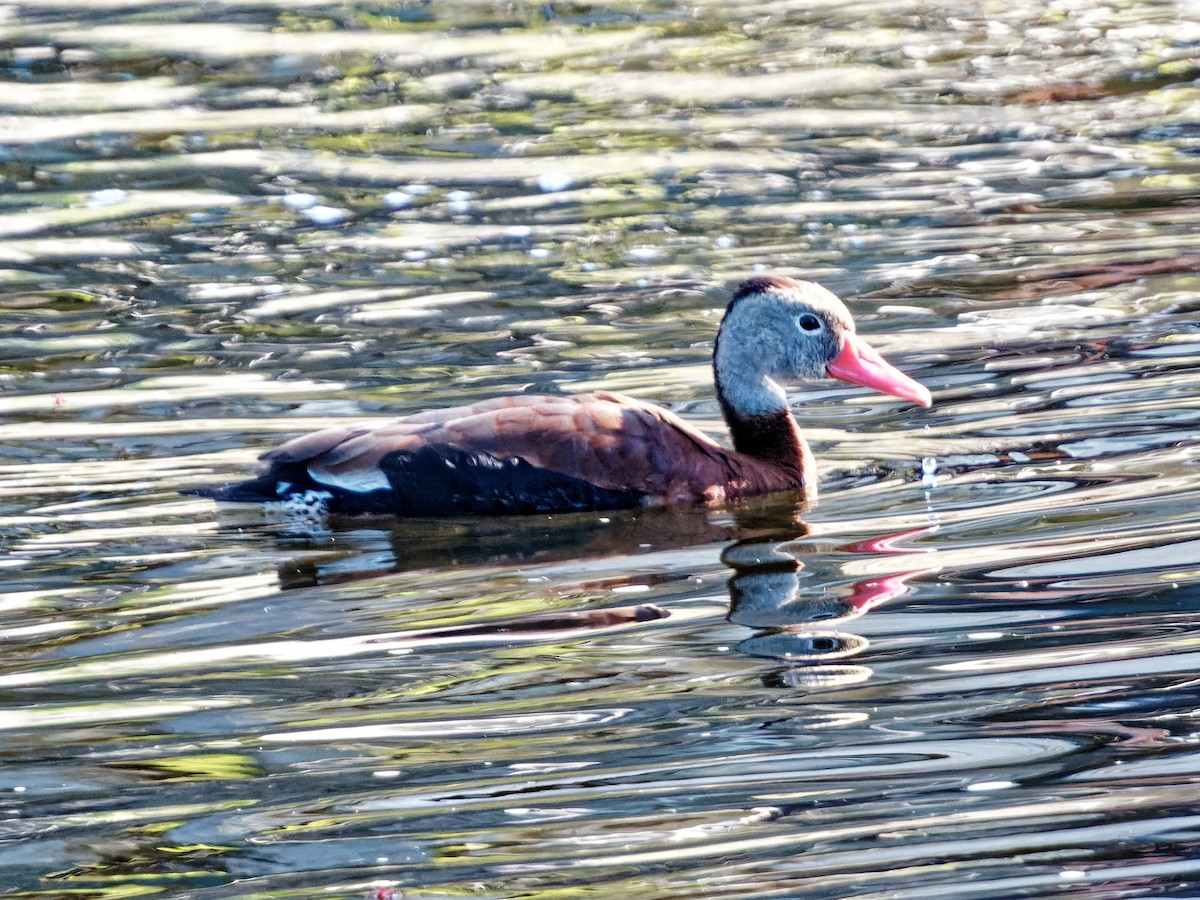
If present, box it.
[4,0,1200,896]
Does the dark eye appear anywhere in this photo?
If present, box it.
[798,314,821,331]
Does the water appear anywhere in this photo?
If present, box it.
[3,1,1200,897]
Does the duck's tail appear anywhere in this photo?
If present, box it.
[181,462,316,503]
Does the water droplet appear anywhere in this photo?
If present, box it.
[921,456,938,488]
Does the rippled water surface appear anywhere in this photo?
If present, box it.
[4,1,1200,897]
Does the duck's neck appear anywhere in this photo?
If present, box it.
[712,297,816,491]
[714,372,814,489]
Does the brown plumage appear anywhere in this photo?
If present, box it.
[192,276,931,516]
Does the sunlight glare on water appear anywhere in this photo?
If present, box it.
[2,1,1200,898]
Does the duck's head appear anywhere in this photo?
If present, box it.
[714,276,932,418]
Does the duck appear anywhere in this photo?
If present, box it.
[191,276,931,517]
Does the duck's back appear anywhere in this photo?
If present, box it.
[195,392,795,516]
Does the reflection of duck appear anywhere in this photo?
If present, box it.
[724,529,933,683]
[193,276,930,517]
[265,503,927,691]
[276,494,811,588]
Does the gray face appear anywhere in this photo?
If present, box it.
[716,275,930,422]
[718,279,853,383]
[775,292,848,381]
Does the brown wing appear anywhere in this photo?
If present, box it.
[261,392,775,503]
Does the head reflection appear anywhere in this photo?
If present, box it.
[722,527,934,688]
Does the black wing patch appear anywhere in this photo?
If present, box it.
[188,448,645,516]
[376,446,645,515]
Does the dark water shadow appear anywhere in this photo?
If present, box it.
[269,492,813,588]
[247,495,932,683]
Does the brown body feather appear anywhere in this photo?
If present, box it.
[263,391,814,505]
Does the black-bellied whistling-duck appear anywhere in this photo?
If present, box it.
[192,276,931,517]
